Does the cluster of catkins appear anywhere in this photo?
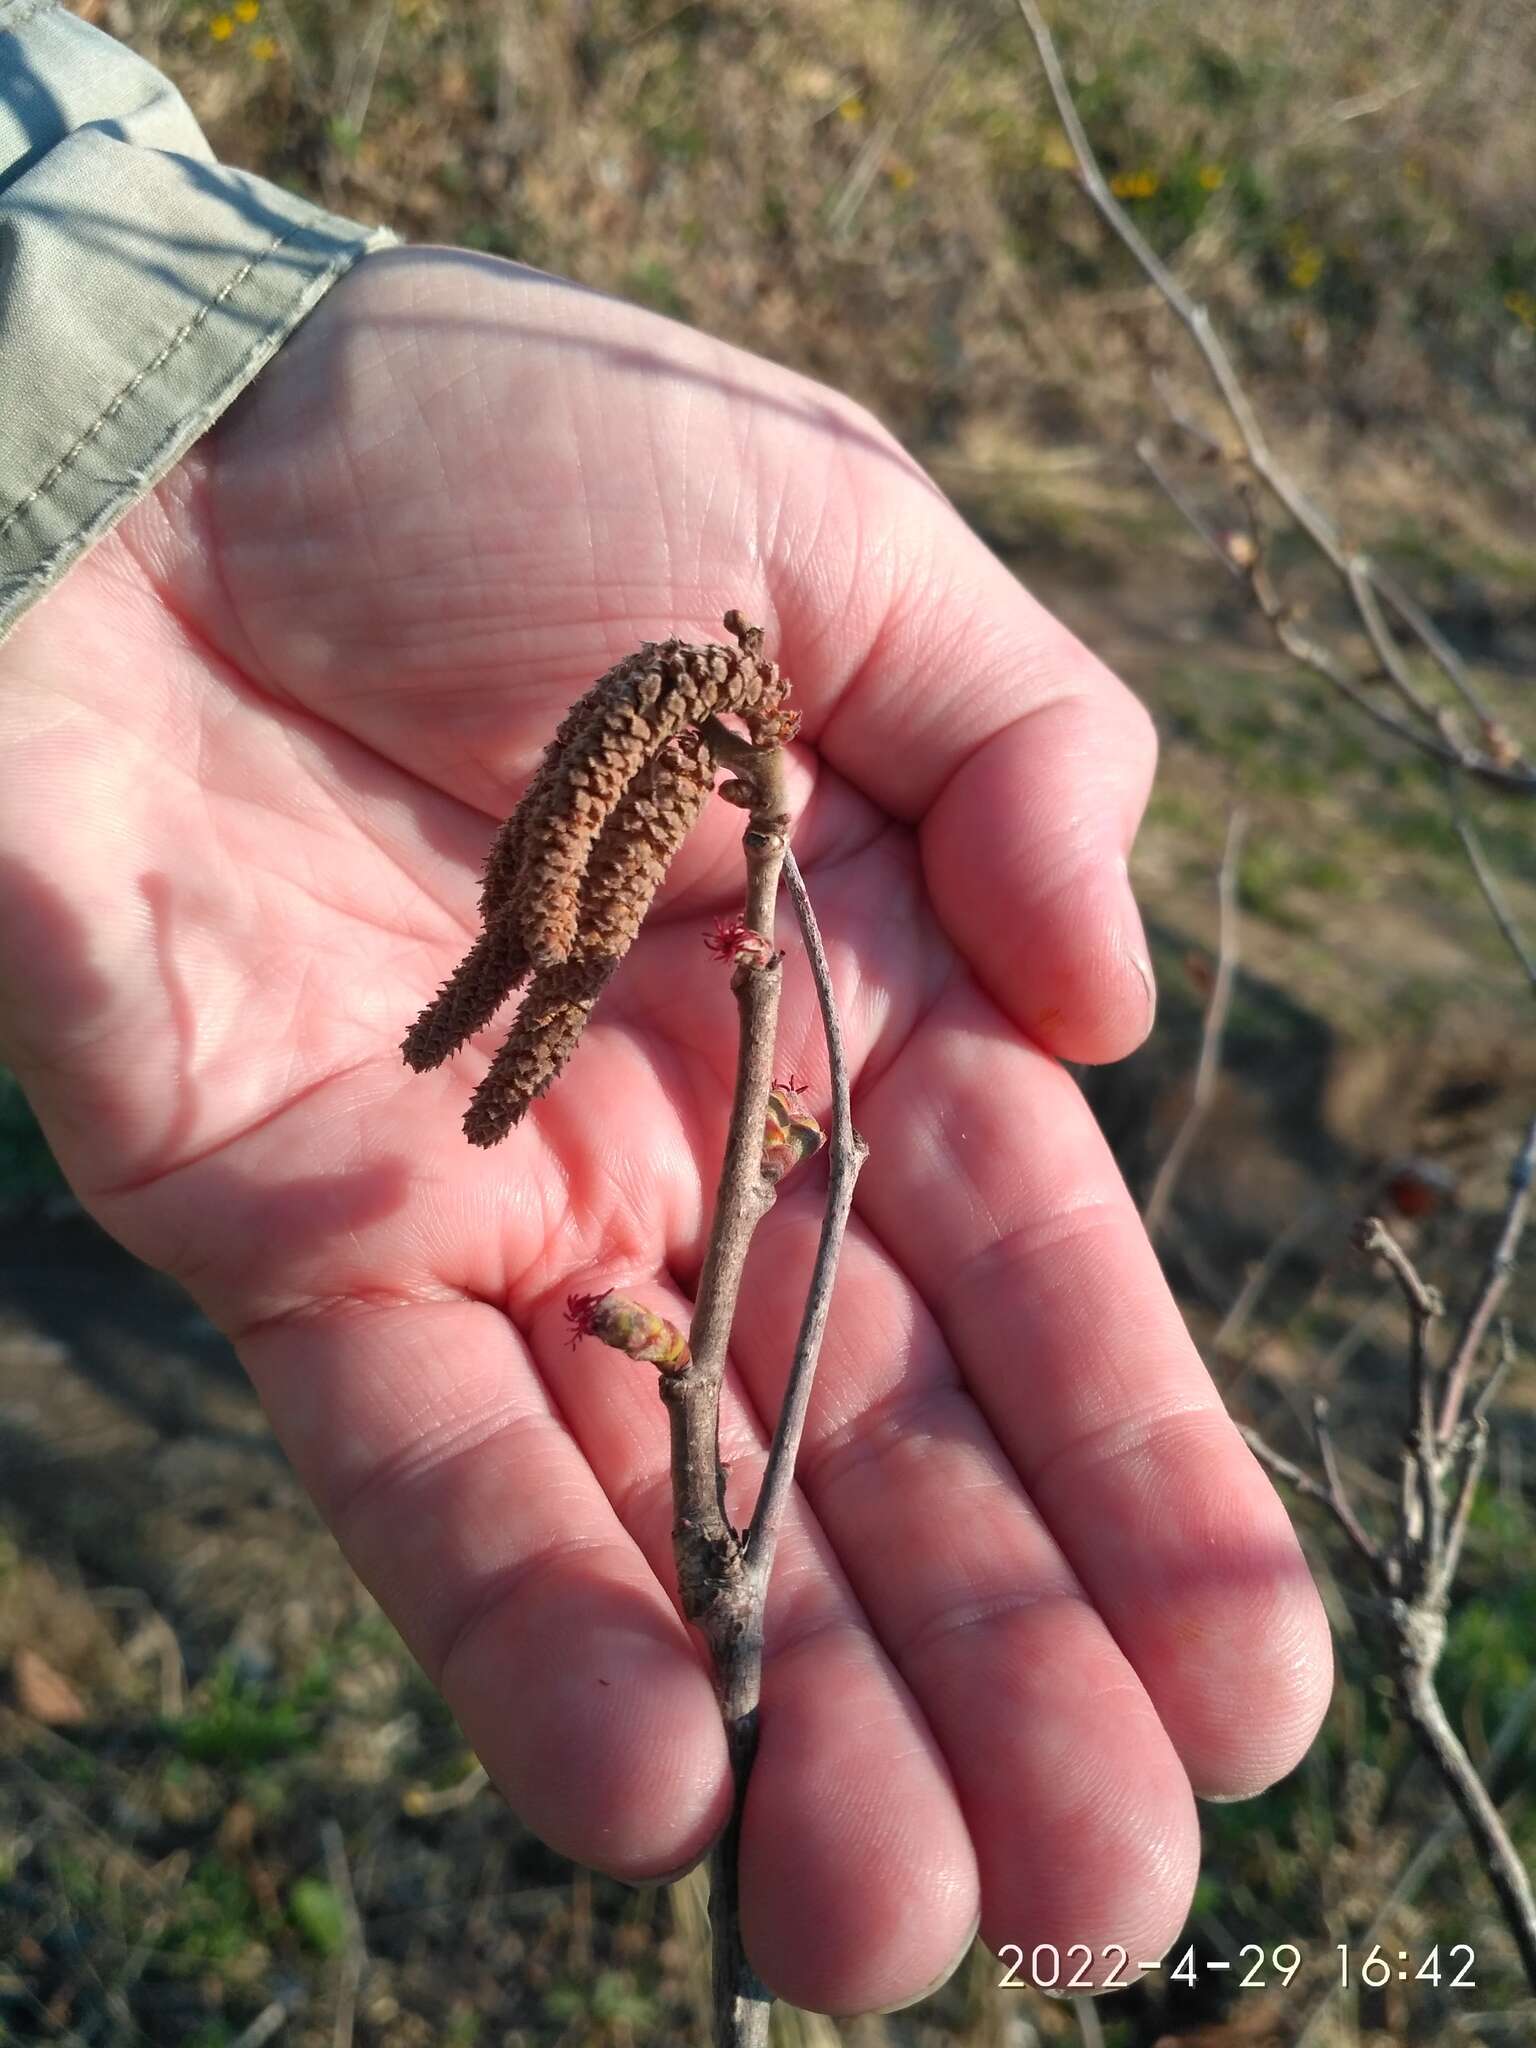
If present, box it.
[403,613,794,1146]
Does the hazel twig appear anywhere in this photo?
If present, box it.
[403,615,857,2048]
[1143,804,1246,1245]
[745,848,869,1590]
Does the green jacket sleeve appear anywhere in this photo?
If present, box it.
[0,0,396,639]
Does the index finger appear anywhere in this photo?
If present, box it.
[802,497,1160,1065]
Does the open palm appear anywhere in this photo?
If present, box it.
[0,249,1329,2013]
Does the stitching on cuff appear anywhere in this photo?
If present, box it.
[0,218,302,542]
[0,0,62,35]
[0,228,387,643]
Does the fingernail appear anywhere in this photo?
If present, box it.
[1116,860,1156,1033]
[617,1844,714,1890]
[1130,947,1157,1031]
[868,1914,980,2014]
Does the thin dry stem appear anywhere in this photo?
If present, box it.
[667,741,863,2047]
[320,1818,365,2048]
[1346,556,1444,730]
[1437,1422,1488,1601]
[1136,438,1513,785]
[644,714,790,2048]
[1212,1194,1335,1366]
[1309,1396,1379,1569]
[745,849,869,1587]
[1355,1218,1440,1409]
[1455,814,1536,996]
[1438,1114,1536,1442]
[1240,1421,1379,1573]
[1134,436,1242,579]
[1355,1216,1443,1584]
[1240,1165,1536,1990]
[1143,805,1246,1244]
[1398,1654,1536,1987]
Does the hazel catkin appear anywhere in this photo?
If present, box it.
[403,614,792,1146]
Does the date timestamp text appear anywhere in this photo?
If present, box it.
[995,1942,1476,1993]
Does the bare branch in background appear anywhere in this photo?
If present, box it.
[1144,805,1247,1244]
[1238,1156,1536,1991]
[1295,1672,1536,2048]
[1439,1116,1536,1443]
[1456,814,1536,996]
[1138,421,1520,787]
[1213,1194,1337,1365]
[339,0,396,141]
[1311,1395,1381,1570]
[1015,0,1535,794]
[229,2003,291,2048]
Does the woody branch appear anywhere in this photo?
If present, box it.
[1240,1125,1536,1991]
[402,614,865,2048]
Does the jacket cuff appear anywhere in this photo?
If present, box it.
[0,1,397,639]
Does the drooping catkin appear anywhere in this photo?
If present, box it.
[515,621,789,968]
[580,735,715,960]
[479,715,578,923]
[463,956,609,1147]
[403,615,792,1146]
[401,918,529,1073]
[460,738,716,1142]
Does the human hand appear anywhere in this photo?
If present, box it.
[0,248,1330,2013]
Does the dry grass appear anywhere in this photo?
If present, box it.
[94,1,1536,510]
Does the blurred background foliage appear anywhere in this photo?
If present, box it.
[4,2,1536,2043]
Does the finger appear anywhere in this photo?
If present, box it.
[522,1272,979,2016]
[808,536,1158,1064]
[236,1295,731,1879]
[724,1197,1198,1970]
[183,255,1156,1062]
[850,978,1333,1799]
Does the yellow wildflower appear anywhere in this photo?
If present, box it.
[1288,246,1324,290]
[251,32,278,59]
[209,13,234,39]
[837,94,865,124]
[234,0,259,18]
[885,157,915,191]
[1197,163,1225,191]
[1110,168,1158,200]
